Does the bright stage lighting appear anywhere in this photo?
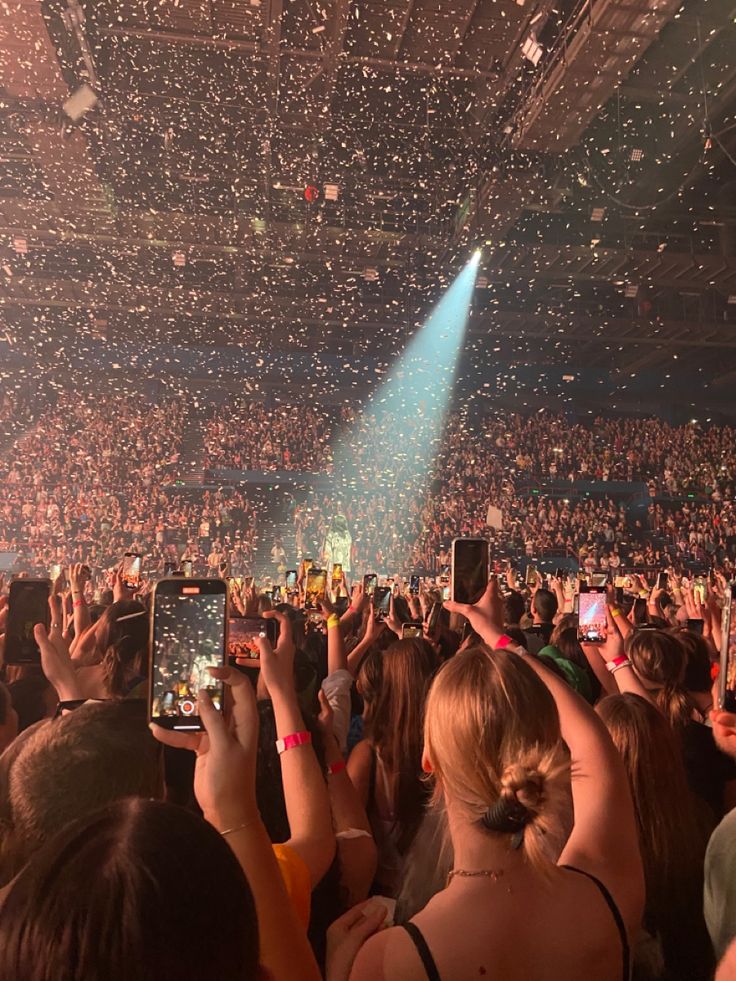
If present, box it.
[330,254,480,558]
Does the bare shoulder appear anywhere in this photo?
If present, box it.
[350,925,425,981]
[347,739,374,774]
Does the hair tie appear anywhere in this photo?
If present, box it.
[482,795,530,850]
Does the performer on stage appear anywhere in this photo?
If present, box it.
[322,514,352,573]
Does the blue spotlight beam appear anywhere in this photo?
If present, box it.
[331,253,480,561]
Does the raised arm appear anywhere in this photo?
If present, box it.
[153,669,321,981]
[260,610,336,888]
[445,581,643,925]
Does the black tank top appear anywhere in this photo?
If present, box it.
[400,865,631,981]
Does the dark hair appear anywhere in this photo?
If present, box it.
[532,588,558,624]
[0,682,10,727]
[7,674,52,733]
[96,600,149,698]
[597,694,713,979]
[678,630,714,695]
[503,590,526,626]
[359,638,440,853]
[0,799,260,981]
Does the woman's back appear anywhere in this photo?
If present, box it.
[356,859,630,980]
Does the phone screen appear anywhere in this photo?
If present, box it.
[363,573,378,596]
[150,582,226,730]
[451,538,489,605]
[656,572,668,591]
[304,569,327,610]
[5,579,51,665]
[331,563,343,585]
[182,560,193,578]
[373,585,391,620]
[164,562,176,576]
[719,586,736,712]
[578,590,607,643]
[228,616,278,666]
[285,570,298,590]
[122,553,142,590]
[402,622,423,638]
[526,565,538,587]
[409,575,421,595]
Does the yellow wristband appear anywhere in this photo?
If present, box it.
[611,608,622,618]
[327,615,340,630]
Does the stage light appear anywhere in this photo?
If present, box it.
[329,254,480,560]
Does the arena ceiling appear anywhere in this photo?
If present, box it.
[1,0,736,397]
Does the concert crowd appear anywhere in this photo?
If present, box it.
[0,386,736,980]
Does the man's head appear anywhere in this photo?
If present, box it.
[503,590,526,627]
[2,700,163,884]
[533,588,558,624]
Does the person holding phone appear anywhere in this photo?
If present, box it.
[329,580,643,981]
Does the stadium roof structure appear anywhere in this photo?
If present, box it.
[2,0,736,406]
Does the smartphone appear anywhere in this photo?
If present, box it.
[427,601,441,634]
[694,577,706,604]
[578,586,607,643]
[687,619,704,635]
[656,571,668,591]
[402,621,424,638]
[4,579,52,665]
[525,565,539,587]
[304,568,327,610]
[555,568,564,581]
[285,569,298,591]
[228,615,278,666]
[719,585,736,711]
[271,585,283,604]
[122,552,142,591]
[363,573,378,596]
[302,559,314,576]
[149,578,227,731]
[49,563,62,583]
[409,574,421,595]
[182,560,193,578]
[451,538,489,606]
[164,561,177,577]
[331,563,343,587]
[373,585,391,621]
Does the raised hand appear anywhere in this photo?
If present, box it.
[151,666,259,831]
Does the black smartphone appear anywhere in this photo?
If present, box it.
[149,578,227,731]
[687,618,704,635]
[373,585,391,621]
[427,600,441,634]
[578,586,607,643]
[555,567,564,581]
[331,563,343,588]
[451,538,489,605]
[164,561,176,577]
[182,559,193,578]
[304,568,327,611]
[122,552,142,591]
[525,565,539,587]
[285,569,298,591]
[363,573,378,597]
[656,571,668,591]
[402,621,423,638]
[228,615,278,667]
[615,586,624,605]
[719,585,736,711]
[409,574,421,595]
[4,579,52,665]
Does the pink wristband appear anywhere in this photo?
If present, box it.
[495,634,514,649]
[73,599,85,608]
[327,759,347,777]
[275,731,312,755]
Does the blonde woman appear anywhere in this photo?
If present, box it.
[328,580,643,981]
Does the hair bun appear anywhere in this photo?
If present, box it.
[500,763,546,816]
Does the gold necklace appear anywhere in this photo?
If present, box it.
[447,868,505,886]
